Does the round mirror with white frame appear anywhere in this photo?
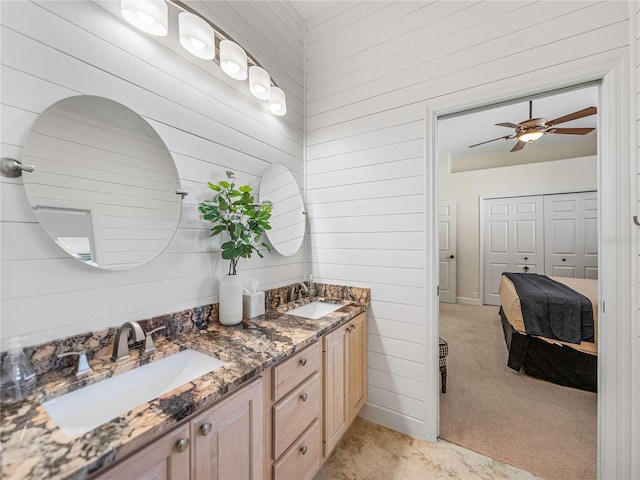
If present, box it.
[21,95,182,270]
[259,163,305,256]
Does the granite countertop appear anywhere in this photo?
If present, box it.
[0,296,368,480]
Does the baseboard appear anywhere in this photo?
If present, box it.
[359,403,427,441]
[455,297,483,306]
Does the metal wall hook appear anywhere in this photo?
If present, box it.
[1,158,35,178]
[633,216,640,227]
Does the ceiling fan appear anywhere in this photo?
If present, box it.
[468,100,597,152]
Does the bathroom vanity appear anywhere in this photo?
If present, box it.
[0,289,369,480]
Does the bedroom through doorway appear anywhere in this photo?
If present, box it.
[435,84,599,479]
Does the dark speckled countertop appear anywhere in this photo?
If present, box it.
[0,295,368,480]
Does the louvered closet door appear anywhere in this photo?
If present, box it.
[483,196,544,306]
[544,192,598,279]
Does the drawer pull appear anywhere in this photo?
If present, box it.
[175,438,189,452]
[300,392,308,402]
[300,445,308,455]
[299,357,307,366]
[200,422,212,436]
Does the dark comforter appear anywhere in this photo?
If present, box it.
[502,273,594,344]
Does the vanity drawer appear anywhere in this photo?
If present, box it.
[273,372,321,459]
[272,341,320,402]
[273,420,321,480]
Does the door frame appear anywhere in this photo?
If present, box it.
[423,55,635,479]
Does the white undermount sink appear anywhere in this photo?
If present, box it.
[286,301,343,319]
[42,349,225,438]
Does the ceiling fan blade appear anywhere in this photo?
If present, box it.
[510,141,526,152]
[548,127,595,135]
[468,134,514,148]
[495,122,520,129]
[547,106,597,126]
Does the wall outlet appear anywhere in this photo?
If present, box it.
[472,292,478,299]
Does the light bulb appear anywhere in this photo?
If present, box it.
[190,37,205,51]
[517,130,545,143]
[220,40,247,80]
[249,66,271,100]
[121,0,168,37]
[269,87,286,116]
[178,12,215,60]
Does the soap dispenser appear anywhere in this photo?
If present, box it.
[308,274,317,298]
[0,337,36,404]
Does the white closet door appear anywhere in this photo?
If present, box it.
[483,196,544,306]
[544,192,598,279]
[438,200,456,303]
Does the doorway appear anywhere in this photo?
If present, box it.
[423,57,634,479]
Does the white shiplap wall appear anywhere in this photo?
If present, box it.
[0,0,305,348]
[305,0,630,443]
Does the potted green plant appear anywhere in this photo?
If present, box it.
[199,171,272,325]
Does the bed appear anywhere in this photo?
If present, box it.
[498,273,598,392]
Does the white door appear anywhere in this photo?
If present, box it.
[438,200,456,303]
[483,196,544,306]
[544,191,598,279]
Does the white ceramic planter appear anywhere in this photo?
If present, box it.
[219,274,243,325]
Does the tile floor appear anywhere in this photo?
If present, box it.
[315,418,543,479]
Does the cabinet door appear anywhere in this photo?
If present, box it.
[95,424,191,480]
[191,378,263,480]
[348,313,367,423]
[323,322,348,457]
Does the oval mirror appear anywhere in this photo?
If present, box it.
[21,95,182,270]
[259,164,305,256]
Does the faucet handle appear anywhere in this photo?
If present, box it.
[57,351,93,377]
[143,326,166,353]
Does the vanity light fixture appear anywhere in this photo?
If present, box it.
[120,0,285,115]
[220,40,248,81]
[269,87,287,116]
[249,66,271,100]
[121,0,168,37]
[178,12,215,60]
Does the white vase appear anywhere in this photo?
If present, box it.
[219,274,243,325]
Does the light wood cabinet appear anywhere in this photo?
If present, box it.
[95,423,191,480]
[323,312,367,458]
[94,378,263,480]
[191,378,263,480]
[265,341,322,480]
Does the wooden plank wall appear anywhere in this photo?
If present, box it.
[304,1,630,438]
[0,0,304,348]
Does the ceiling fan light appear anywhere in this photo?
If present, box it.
[220,40,247,80]
[121,0,168,36]
[179,12,215,60]
[269,87,286,116]
[518,130,545,143]
[249,66,271,100]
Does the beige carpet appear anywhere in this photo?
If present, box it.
[438,303,597,480]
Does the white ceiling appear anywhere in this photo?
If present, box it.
[289,1,343,20]
[438,85,598,161]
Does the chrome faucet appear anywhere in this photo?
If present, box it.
[289,282,309,302]
[112,321,145,362]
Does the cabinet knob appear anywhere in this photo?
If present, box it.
[175,438,190,452]
[200,422,212,436]
[524,257,528,260]
[299,357,307,367]
[562,258,567,262]
[300,445,308,455]
[300,392,308,402]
